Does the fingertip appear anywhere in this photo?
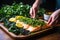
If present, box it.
[48,23,51,26]
[48,17,52,24]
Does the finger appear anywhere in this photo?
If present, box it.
[49,17,54,26]
[32,8,36,18]
[52,16,58,25]
[55,15,58,21]
[30,8,33,18]
[48,17,52,24]
[54,16,59,24]
[30,8,32,16]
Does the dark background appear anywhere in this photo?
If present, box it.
[0,0,56,11]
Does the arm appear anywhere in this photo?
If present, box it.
[30,0,42,18]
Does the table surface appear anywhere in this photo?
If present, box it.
[0,27,60,40]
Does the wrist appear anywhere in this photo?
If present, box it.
[32,0,41,8]
[56,9,60,15]
[35,0,42,5]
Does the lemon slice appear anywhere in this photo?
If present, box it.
[16,20,23,28]
[9,18,16,22]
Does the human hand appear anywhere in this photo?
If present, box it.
[30,0,41,18]
[30,3,39,18]
[48,9,60,26]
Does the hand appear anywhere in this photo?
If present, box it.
[48,9,60,26]
[30,3,39,18]
[30,0,41,18]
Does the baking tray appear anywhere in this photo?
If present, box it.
[0,22,53,40]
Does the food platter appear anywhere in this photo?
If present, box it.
[0,14,52,40]
[0,19,52,39]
